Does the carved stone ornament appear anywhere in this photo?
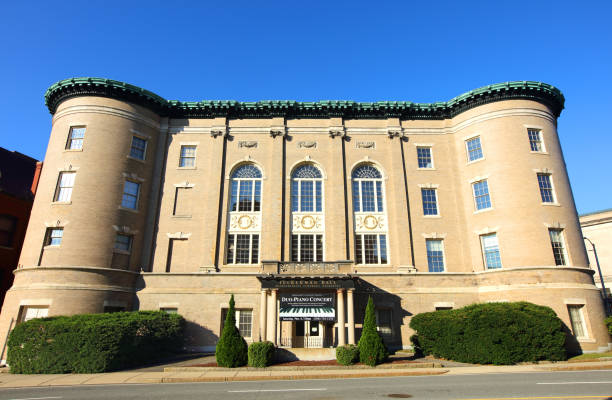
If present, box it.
[229,213,261,232]
[270,128,286,138]
[292,213,324,233]
[355,213,387,233]
[356,141,376,149]
[298,141,317,149]
[329,128,346,139]
[387,129,404,139]
[238,141,258,148]
[210,127,227,138]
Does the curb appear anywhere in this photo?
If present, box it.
[536,364,612,372]
[160,369,449,383]
[164,362,442,372]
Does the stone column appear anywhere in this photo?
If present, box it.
[260,289,268,341]
[337,288,346,346]
[270,289,278,345]
[347,289,355,344]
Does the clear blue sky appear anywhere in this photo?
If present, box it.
[1,1,610,214]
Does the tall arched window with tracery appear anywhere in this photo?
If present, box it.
[226,164,262,264]
[290,164,324,262]
[352,164,388,264]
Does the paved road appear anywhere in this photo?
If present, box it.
[0,370,611,400]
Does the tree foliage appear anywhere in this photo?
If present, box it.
[357,297,388,366]
[215,294,248,367]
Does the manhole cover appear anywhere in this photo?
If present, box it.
[387,395,412,399]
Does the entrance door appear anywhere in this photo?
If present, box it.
[293,321,324,348]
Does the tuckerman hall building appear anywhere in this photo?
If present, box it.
[1,78,610,361]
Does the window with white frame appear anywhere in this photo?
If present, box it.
[426,239,445,272]
[567,305,588,338]
[537,173,556,203]
[528,129,545,152]
[472,180,491,210]
[227,234,259,264]
[45,227,63,246]
[160,307,178,314]
[355,234,387,264]
[114,234,132,253]
[130,136,147,160]
[121,181,140,209]
[466,136,483,162]
[291,164,323,212]
[291,234,323,262]
[66,127,85,150]
[230,164,262,212]
[376,308,393,341]
[421,188,438,216]
[352,165,384,212]
[549,229,567,266]
[221,308,253,339]
[417,147,433,168]
[19,306,48,323]
[54,172,75,202]
[481,233,502,269]
[179,145,196,167]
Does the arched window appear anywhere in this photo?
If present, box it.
[291,164,323,212]
[290,164,324,262]
[352,165,383,212]
[227,164,262,265]
[352,164,388,265]
[230,164,262,212]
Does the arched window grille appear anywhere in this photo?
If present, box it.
[352,164,383,212]
[291,164,323,212]
[230,164,262,212]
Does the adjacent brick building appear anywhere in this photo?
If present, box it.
[1,78,610,362]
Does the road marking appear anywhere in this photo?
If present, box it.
[458,396,612,400]
[8,397,63,400]
[537,381,612,385]
[228,388,327,393]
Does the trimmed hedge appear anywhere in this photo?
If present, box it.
[336,344,359,365]
[215,294,248,367]
[358,297,389,366]
[606,316,612,336]
[410,302,567,365]
[248,341,275,367]
[7,311,184,374]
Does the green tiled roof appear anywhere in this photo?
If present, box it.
[45,77,565,119]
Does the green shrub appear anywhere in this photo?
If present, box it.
[7,311,184,374]
[215,294,248,367]
[409,302,567,365]
[248,341,275,367]
[336,344,359,365]
[357,297,388,366]
[605,316,612,336]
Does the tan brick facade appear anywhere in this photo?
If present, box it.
[1,79,609,361]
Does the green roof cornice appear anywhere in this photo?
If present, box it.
[45,77,565,119]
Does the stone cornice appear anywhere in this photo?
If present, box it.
[45,77,565,120]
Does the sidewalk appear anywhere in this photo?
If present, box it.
[1,360,611,388]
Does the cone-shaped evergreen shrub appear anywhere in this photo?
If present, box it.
[606,316,612,336]
[215,294,248,367]
[357,297,388,366]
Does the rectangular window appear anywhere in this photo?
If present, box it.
[66,127,85,150]
[567,305,587,338]
[19,306,49,323]
[121,181,140,209]
[291,234,323,262]
[466,136,483,162]
[421,188,438,216]
[0,214,17,247]
[355,234,388,264]
[481,233,502,269]
[426,239,445,272]
[161,307,178,314]
[537,173,555,203]
[417,147,433,168]
[549,229,567,266]
[114,234,132,253]
[45,228,63,246]
[130,136,147,160]
[227,234,259,264]
[472,180,491,210]
[376,308,393,341]
[54,172,76,202]
[528,129,544,152]
[179,145,196,167]
[221,309,253,339]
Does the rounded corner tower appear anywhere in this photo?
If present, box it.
[1,78,609,361]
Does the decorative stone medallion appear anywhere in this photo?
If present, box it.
[229,213,260,232]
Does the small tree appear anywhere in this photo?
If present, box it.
[215,294,248,367]
[357,296,388,366]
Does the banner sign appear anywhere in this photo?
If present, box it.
[279,294,335,321]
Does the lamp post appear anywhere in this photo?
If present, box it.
[584,236,610,315]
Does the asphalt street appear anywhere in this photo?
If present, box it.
[0,370,611,400]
